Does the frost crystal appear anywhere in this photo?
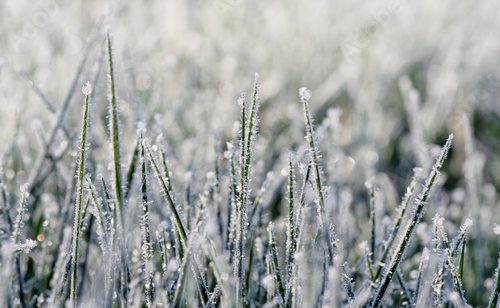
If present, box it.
[299,87,312,101]
[82,81,92,96]
[493,224,500,235]
[206,172,217,186]
[461,218,473,231]
[262,274,275,290]
[237,92,246,106]
[158,221,168,231]
[18,239,37,253]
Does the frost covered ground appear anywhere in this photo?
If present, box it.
[0,0,499,307]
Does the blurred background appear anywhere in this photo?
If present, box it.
[0,0,499,166]
[0,0,499,305]
[1,0,499,199]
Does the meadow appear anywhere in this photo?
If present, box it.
[0,1,499,307]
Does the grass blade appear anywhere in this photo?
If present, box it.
[459,236,466,282]
[70,82,92,307]
[488,253,500,308]
[268,222,285,302]
[299,87,325,227]
[124,137,140,201]
[368,184,376,265]
[145,144,187,241]
[12,185,29,308]
[235,92,247,306]
[106,29,125,228]
[106,30,131,304]
[139,135,154,307]
[413,248,429,303]
[285,154,297,305]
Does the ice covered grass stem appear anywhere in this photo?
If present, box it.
[234,73,260,306]
[106,29,124,229]
[300,87,325,227]
[285,154,297,305]
[139,135,154,307]
[234,91,247,306]
[12,185,30,308]
[488,253,500,308]
[70,82,91,307]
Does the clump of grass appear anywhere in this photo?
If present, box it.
[370,134,453,308]
[434,214,466,303]
[233,73,261,306]
[374,168,420,281]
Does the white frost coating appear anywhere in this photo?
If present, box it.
[461,218,473,232]
[299,87,312,101]
[158,221,168,231]
[237,92,246,106]
[262,274,275,291]
[206,172,217,186]
[136,121,146,134]
[432,214,444,229]
[493,224,500,235]
[81,81,92,96]
[18,239,37,253]
[421,247,430,262]
[167,259,179,272]
[359,240,368,251]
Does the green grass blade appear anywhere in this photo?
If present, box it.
[299,87,325,227]
[70,82,91,307]
[85,177,109,252]
[243,72,260,185]
[145,144,187,242]
[161,150,174,192]
[139,135,154,307]
[106,29,124,227]
[488,253,500,308]
[459,236,466,282]
[124,137,140,200]
[235,92,247,306]
[12,185,29,308]
[368,185,376,265]
[364,244,375,281]
[268,222,285,302]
